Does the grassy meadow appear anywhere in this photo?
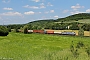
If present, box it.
[0,32,90,60]
[77,19,90,23]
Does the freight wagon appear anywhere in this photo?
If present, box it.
[59,32,76,36]
[27,30,76,36]
[33,30,44,33]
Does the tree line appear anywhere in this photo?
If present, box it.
[0,13,90,36]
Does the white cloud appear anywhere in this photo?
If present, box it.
[29,6,39,9]
[23,5,45,9]
[63,10,69,13]
[71,4,84,10]
[39,3,46,8]
[39,3,44,5]
[70,4,85,15]
[23,5,39,9]
[2,0,10,3]
[3,7,13,10]
[24,11,35,15]
[50,10,54,13]
[70,11,79,15]
[23,3,46,9]
[40,5,46,8]
[31,0,40,2]
[44,10,54,14]
[86,9,90,13]
[0,12,22,16]
[47,2,53,6]
[70,11,85,15]
[54,16,59,18]
[23,5,29,8]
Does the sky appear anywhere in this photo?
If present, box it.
[0,0,90,25]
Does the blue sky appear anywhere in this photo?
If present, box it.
[0,0,90,25]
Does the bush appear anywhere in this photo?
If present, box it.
[13,28,19,33]
[0,26,9,36]
[8,27,11,32]
[78,28,84,36]
[23,25,28,34]
[86,47,90,56]
[76,41,84,48]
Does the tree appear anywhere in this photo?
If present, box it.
[0,26,9,36]
[78,28,84,36]
[8,27,11,32]
[20,27,23,33]
[23,25,28,34]
[70,22,79,30]
[13,28,19,33]
[82,24,90,31]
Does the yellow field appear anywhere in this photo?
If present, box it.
[84,31,90,36]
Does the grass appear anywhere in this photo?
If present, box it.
[0,32,90,60]
[77,19,90,23]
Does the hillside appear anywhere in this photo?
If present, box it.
[28,13,90,24]
[57,13,90,22]
[6,13,90,30]
[25,13,90,30]
[27,19,56,29]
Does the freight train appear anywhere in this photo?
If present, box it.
[27,30,76,36]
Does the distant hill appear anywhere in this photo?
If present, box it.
[26,13,90,30]
[28,19,56,24]
[27,19,56,29]
[27,19,56,27]
[6,13,90,30]
[57,13,90,22]
[27,13,90,24]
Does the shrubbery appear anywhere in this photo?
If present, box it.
[70,41,90,58]
[12,28,19,33]
[0,26,9,36]
[78,28,84,36]
[8,27,11,32]
[23,25,28,34]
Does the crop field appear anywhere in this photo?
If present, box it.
[0,33,90,60]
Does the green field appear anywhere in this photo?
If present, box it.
[55,19,90,24]
[0,33,90,60]
[77,19,90,23]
